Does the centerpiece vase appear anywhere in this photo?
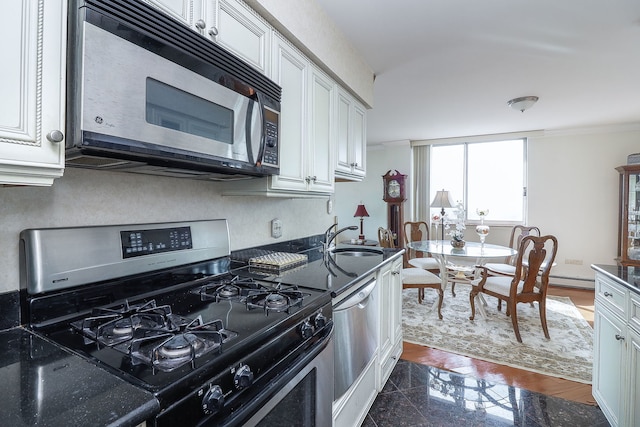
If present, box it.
[450,239,465,249]
[475,216,490,245]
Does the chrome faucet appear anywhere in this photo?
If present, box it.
[323,224,358,252]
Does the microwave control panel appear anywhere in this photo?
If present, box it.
[262,107,279,167]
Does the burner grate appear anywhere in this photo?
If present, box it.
[244,284,309,315]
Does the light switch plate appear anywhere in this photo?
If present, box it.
[271,219,282,238]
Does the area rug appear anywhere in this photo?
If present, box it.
[402,285,593,384]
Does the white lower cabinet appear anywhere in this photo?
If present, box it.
[0,0,66,186]
[593,271,640,427]
[376,257,403,390]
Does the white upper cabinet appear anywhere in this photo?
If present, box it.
[0,0,66,186]
[206,0,271,75]
[143,0,204,31]
[307,65,335,193]
[335,87,366,180]
[268,33,309,192]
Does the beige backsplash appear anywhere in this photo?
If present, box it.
[0,168,331,294]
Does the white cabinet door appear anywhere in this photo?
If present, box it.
[307,65,335,193]
[269,33,308,192]
[376,257,402,390]
[335,87,366,180]
[593,302,626,427]
[0,0,66,186]
[144,0,204,31]
[207,0,270,75]
[628,328,640,427]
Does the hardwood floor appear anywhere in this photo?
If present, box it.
[400,285,598,406]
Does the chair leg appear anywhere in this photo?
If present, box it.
[436,288,444,320]
[539,299,550,339]
[418,288,424,304]
[497,299,502,311]
[451,282,456,297]
[509,300,522,343]
[469,288,477,320]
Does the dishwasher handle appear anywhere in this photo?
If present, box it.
[334,279,376,312]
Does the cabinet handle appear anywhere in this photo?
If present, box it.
[208,26,219,37]
[603,291,613,297]
[312,176,317,182]
[615,334,625,341]
[46,130,64,143]
[195,19,206,30]
[391,270,401,275]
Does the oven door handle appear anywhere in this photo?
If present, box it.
[334,279,376,312]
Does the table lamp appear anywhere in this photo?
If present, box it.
[430,189,453,240]
[353,203,370,240]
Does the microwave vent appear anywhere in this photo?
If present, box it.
[66,155,134,168]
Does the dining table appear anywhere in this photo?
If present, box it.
[407,240,517,317]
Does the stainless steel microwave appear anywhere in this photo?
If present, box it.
[66,0,281,180]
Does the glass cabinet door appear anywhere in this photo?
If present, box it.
[617,164,640,266]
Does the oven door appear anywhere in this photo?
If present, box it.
[76,22,263,166]
[228,325,334,427]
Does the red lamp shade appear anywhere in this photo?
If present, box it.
[353,204,370,218]
[353,204,370,240]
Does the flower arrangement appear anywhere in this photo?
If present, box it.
[476,208,489,218]
[445,201,466,241]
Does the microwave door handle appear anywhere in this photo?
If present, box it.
[248,94,265,166]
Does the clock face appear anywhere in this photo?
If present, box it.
[387,179,401,198]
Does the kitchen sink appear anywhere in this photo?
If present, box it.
[330,247,384,257]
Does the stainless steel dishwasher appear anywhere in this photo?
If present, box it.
[333,276,378,400]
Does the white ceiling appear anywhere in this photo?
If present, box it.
[315,0,640,144]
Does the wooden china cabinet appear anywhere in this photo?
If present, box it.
[616,164,640,267]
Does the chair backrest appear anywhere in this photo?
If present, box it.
[403,221,428,258]
[511,235,558,296]
[507,225,541,264]
[378,227,396,248]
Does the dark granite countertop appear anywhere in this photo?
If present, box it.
[0,328,159,427]
[234,245,405,298]
[591,264,640,294]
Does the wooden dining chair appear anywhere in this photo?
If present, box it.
[378,227,396,248]
[484,225,541,277]
[469,234,558,343]
[403,221,440,272]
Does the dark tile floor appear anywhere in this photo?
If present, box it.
[363,360,610,427]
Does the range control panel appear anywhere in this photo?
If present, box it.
[121,226,192,258]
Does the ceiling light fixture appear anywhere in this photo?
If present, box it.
[507,96,539,112]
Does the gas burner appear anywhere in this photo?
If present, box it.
[191,275,268,302]
[127,316,238,372]
[245,284,309,315]
[71,299,183,347]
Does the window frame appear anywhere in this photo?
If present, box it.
[428,138,528,227]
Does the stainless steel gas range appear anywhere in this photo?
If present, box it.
[20,220,333,426]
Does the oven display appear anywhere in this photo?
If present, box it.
[120,226,192,258]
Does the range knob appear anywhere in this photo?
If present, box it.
[300,320,314,339]
[202,385,224,415]
[314,313,327,329]
[234,364,254,389]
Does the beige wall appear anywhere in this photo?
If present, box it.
[338,124,640,288]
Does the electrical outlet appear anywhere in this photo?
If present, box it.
[565,258,583,265]
[327,199,333,214]
[271,219,282,238]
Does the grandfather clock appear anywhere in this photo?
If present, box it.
[382,170,407,247]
